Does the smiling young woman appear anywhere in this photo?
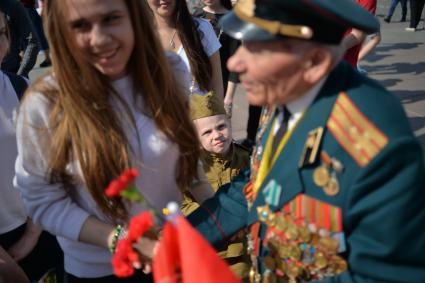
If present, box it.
[13,0,206,281]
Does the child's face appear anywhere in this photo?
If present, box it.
[0,14,8,64]
[194,114,232,156]
[65,0,135,80]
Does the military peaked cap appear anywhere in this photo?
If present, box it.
[220,0,380,44]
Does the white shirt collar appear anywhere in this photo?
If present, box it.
[274,75,328,133]
[286,75,328,116]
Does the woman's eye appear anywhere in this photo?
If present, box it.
[104,15,121,23]
[71,20,90,31]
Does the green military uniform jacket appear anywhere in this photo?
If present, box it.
[182,142,251,279]
[188,62,425,282]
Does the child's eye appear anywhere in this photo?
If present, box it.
[217,124,226,130]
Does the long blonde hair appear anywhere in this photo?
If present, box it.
[27,0,200,222]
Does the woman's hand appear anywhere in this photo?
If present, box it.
[132,231,160,274]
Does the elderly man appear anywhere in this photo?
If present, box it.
[187,0,425,282]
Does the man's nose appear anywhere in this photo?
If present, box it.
[227,46,246,74]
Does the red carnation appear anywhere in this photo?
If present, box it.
[128,212,154,241]
[105,168,138,198]
[111,211,155,277]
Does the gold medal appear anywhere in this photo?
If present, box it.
[289,244,302,260]
[257,205,271,222]
[299,226,311,242]
[278,246,290,259]
[263,271,277,283]
[315,252,328,269]
[313,166,330,187]
[274,216,287,231]
[264,255,276,270]
[318,237,339,252]
[286,262,300,278]
[286,225,299,240]
[324,175,340,196]
[277,259,287,273]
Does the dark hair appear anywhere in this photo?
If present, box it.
[220,0,233,10]
[174,0,212,92]
[0,11,9,41]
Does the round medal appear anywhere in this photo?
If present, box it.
[324,177,340,196]
[313,166,330,187]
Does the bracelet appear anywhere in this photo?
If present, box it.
[109,224,125,254]
[224,103,232,110]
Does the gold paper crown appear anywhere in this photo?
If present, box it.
[190,92,226,120]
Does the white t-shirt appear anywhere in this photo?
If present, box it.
[14,56,190,277]
[0,71,27,234]
[177,17,221,95]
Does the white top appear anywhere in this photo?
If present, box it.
[0,71,27,234]
[177,17,221,95]
[14,72,187,277]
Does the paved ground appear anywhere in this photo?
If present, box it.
[29,0,424,153]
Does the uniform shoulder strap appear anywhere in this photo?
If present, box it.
[4,71,28,101]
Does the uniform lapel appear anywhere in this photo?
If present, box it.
[247,63,348,225]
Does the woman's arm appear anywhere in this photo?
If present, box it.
[224,81,237,118]
[341,28,366,51]
[209,51,224,100]
[78,216,115,249]
[0,246,29,283]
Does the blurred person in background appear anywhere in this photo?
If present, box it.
[0,10,63,283]
[194,0,239,117]
[20,0,51,67]
[0,0,38,77]
[384,0,408,22]
[406,0,425,31]
[147,0,224,100]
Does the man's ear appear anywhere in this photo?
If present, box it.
[302,47,333,85]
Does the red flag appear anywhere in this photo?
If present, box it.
[153,216,242,283]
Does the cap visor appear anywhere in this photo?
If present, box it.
[218,12,276,42]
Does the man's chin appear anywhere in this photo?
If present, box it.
[247,92,268,107]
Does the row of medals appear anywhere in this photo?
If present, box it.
[247,113,347,282]
[249,207,347,283]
